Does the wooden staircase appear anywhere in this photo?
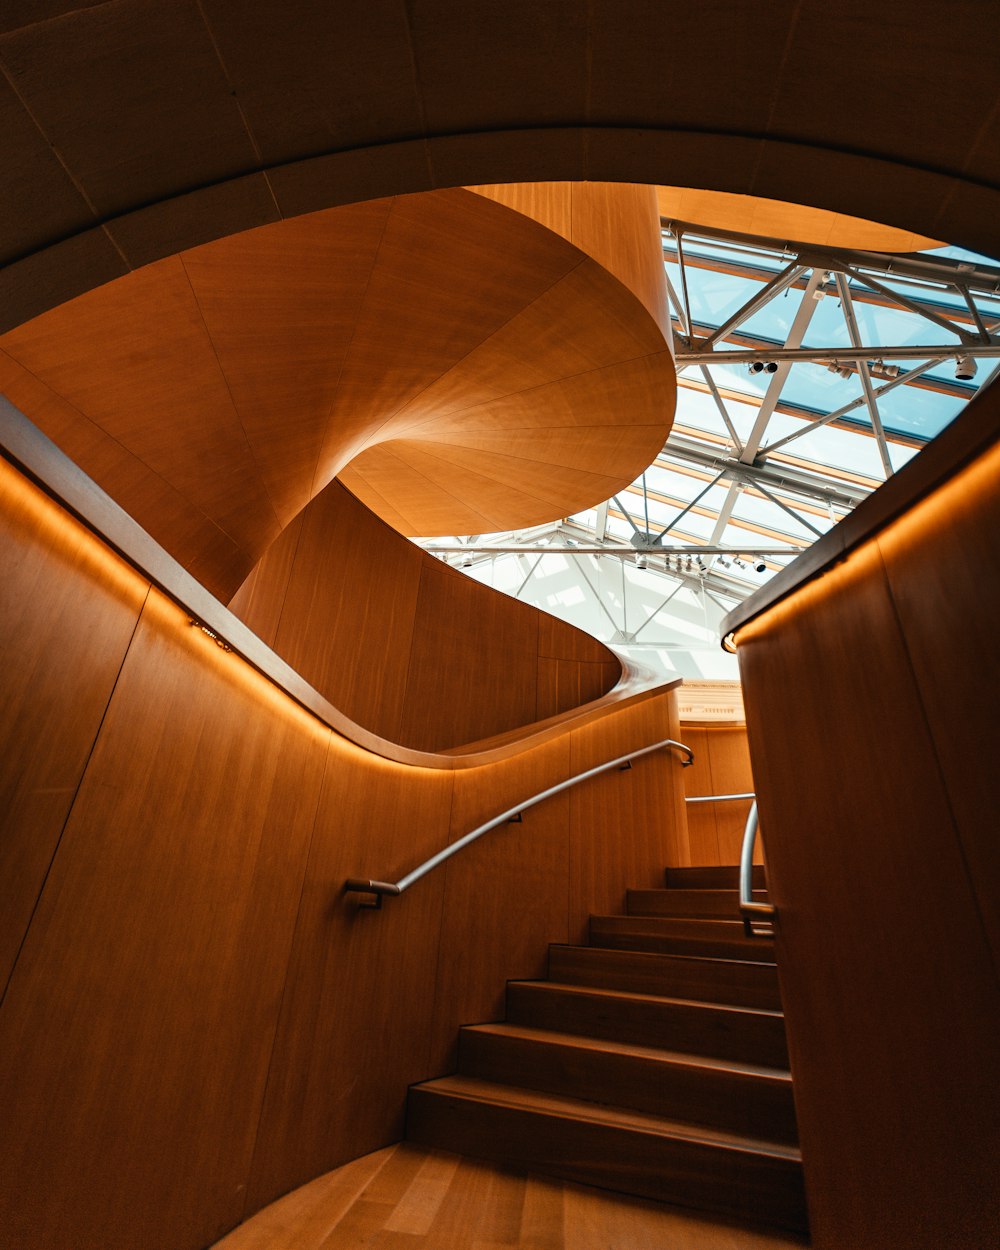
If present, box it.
[407,865,808,1235]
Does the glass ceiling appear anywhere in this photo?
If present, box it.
[418,223,1000,680]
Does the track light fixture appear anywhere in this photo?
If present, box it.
[635,553,647,570]
[749,360,778,375]
[955,354,978,381]
[754,559,767,573]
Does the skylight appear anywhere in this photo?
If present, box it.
[418,216,1000,680]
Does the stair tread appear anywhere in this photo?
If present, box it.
[514,979,785,1018]
[460,1022,792,1081]
[414,1074,801,1161]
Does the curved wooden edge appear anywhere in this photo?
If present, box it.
[0,395,680,771]
[438,651,680,758]
[657,186,943,252]
[720,380,1000,646]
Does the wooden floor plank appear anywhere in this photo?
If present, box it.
[383,1148,463,1236]
[518,1174,565,1250]
[213,1148,395,1250]
[212,1145,809,1249]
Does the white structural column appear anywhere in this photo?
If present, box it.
[738,267,827,464]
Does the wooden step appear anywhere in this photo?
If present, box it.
[506,981,790,1067]
[666,864,767,890]
[407,1075,807,1233]
[457,1023,798,1144]
[589,914,777,963]
[627,887,769,919]
[548,945,782,1010]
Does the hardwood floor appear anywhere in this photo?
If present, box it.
[211,1143,809,1249]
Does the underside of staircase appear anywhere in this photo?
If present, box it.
[407,865,808,1236]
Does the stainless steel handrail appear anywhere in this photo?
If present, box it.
[345,737,694,907]
[684,792,755,803]
[739,800,776,936]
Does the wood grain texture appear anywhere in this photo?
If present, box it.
[657,186,942,250]
[0,588,331,1250]
[213,1142,808,1249]
[0,458,148,991]
[229,479,623,752]
[470,182,670,338]
[569,696,682,937]
[680,723,757,867]
[0,458,690,1250]
[1,185,674,597]
[735,530,1000,1250]
[245,744,456,1213]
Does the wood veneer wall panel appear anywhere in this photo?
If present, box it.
[875,441,1000,963]
[735,539,1000,1250]
[430,736,573,1069]
[707,726,755,865]
[399,560,542,752]
[0,457,680,1250]
[677,727,720,866]
[0,457,148,989]
[569,692,683,936]
[246,747,455,1213]
[0,588,330,1250]
[270,484,423,744]
[470,183,669,339]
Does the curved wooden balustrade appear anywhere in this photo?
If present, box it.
[656,187,942,252]
[0,184,673,601]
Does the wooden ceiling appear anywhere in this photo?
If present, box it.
[0,185,674,596]
[0,1,998,341]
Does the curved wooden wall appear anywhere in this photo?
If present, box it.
[469,182,671,337]
[229,478,620,751]
[0,185,674,598]
[0,452,686,1250]
[727,389,1000,1250]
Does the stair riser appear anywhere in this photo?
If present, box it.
[548,947,782,1011]
[506,984,790,1067]
[627,888,769,919]
[589,927,777,963]
[666,865,767,890]
[458,1031,798,1144]
[407,1089,807,1234]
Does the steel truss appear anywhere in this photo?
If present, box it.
[421,218,997,618]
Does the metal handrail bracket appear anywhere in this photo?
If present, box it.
[739,799,777,936]
[345,737,694,908]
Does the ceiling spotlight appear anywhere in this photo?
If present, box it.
[461,555,473,568]
[733,557,747,570]
[748,361,765,375]
[718,557,731,569]
[764,361,778,373]
[869,360,900,381]
[754,559,767,573]
[955,355,978,381]
[635,553,647,570]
